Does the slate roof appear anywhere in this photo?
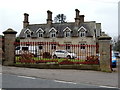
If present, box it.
[19,21,98,38]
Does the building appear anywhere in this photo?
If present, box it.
[19,9,103,56]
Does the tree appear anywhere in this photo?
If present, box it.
[113,35,120,52]
[54,14,66,23]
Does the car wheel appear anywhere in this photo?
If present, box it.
[67,55,71,59]
[53,55,57,59]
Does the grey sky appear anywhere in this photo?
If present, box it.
[0,0,119,38]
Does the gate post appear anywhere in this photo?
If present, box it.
[98,36,112,72]
[3,28,17,65]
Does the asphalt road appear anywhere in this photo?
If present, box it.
[2,66,118,87]
[2,73,118,89]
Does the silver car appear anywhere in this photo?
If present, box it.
[52,50,77,59]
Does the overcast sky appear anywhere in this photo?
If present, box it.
[0,0,119,38]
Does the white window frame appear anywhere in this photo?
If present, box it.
[79,31,86,37]
[63,27,71,37]
[64,31,71,37]
[50,32,56,38]
[49,27,57,38]
[24,28,32,38]
[78,26,87,37]
[38,32,43,37]
[36,28,44,38]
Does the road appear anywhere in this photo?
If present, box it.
[2,73,118,89]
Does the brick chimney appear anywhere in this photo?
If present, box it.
[75,9,80,26]
[47,10,52,25]
[23,13,29,28]
[79,15,84,23]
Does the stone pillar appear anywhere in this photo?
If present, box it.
[3,28,17,65]
[98,36,112,72]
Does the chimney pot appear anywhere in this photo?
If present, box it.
[75,9,80,26]
[47,10,52,24]
[79,15,85,23]
[23,13,29,28]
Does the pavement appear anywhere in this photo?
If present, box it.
[1,66,119,88]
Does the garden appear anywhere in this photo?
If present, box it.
[15,52,99,65]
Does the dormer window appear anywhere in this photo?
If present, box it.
[78,26,87,37]
[36,28,44,38]
[79,31,86,37]
[24,29,31,38]
[50,32,56,37]
[63,27,71,37]
[64,31,71,37]
[49,27,57,38]
[38,32,43,37]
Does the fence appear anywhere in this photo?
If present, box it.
[14,42,99,65]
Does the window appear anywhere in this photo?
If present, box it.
[78,26,87,37]
[49,27,57,38]
[66,44,71,50]
[79,31,86,37]
[80,44,85,49]
[39,45,43,50]
[64,31,71,37]
[38,32,43,37]
[50,32,56,38]
[36,28,44,38]
[51,44,56,49]
[26,30,31,38]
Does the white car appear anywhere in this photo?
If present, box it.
[52,50,77,59]
[15,46,39,56]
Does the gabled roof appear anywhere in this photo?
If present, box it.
[63,27,72,32]
[19,21,95,38]
[78,26,87,32]
[49,27,57,32]
[36,28,44,33]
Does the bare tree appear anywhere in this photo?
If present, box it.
[113,35,120,52]
[54,14,66,23]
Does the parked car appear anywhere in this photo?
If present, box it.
[113,51,120,58]
[112,51,119,68]
[15,46,39,56]
[52,50,77,59]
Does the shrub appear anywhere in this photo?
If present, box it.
[86,55,99,62]
[59,60,74,65]
[19,51,34,61]
[42,52,51,59]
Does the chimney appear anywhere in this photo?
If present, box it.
[47,10,52,25]
[79,15,85,23]
[23,13,29,28]
[75,9,80,26]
